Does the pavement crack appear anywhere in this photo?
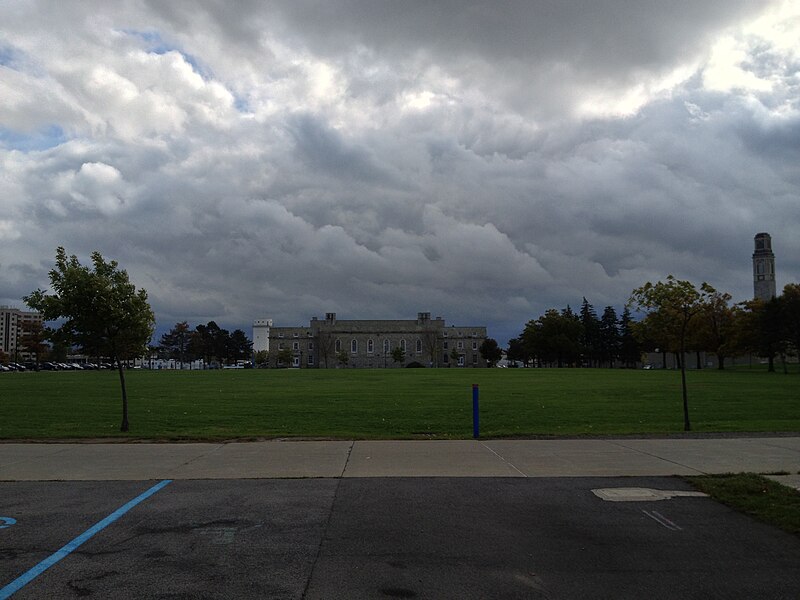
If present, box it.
[167,443,226,475]
[608,440,707,474]
[339,441,354,478]
[301,478,343,599]
[479,442,527,477]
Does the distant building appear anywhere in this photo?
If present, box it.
[0,306,43,361]
[252,319,272,354]
[269,312,488,368]
[753,232,776,301]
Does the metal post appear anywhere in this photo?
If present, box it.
[472,384,479,439]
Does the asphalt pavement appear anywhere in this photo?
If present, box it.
[1,437,799,599]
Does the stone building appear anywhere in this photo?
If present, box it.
[752,232,777,301]
[0,306,43,362]
[269,312,488,368]
[252,319,272,354]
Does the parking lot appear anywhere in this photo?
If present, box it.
[3,477,800,599]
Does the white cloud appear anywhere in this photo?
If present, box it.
[1,0,798,343]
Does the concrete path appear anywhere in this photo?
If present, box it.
[1,437,798,482]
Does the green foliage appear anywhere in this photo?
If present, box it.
[391,346,406,365]
[24,247,154,432]
[25,247,154,360]
[254,350,269,367]
[522,308,583,367]
[479,338,502,367]
[159,321,191,365]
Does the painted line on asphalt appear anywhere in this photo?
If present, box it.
[0,479,172,599]
[642,509,682,531]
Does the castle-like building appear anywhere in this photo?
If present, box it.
[263,312,487,368]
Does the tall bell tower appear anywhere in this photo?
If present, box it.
[752,232,776,301]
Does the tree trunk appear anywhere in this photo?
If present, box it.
[767,355,775,373]
[696,352,702,369]
[717,353,725,370]
[680,326,691,432]
[117,359,129,432]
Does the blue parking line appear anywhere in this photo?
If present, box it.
[0,479,172,599]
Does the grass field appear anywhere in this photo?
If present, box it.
[0,368,798,440]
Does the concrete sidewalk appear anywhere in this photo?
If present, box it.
[1,437,799,484]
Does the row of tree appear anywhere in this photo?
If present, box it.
[507,302,639,368]
[157,321,253,367]
[506,281,800,373]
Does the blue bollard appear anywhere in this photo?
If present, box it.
[472,384,479,439]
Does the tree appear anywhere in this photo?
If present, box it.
[629,276,712,431]
[159,321,191,368]
[579,298,600,367]
[336,349,349,368]
[618,307,640,368]
[19,319,49,365]
[449,347,461,367]
[277,347,293,367]
[506,337,530,367]
[316,330,336,368]
[391,346,406,366]
[421,329,440,368]
[479,338,502,367]
[598,306,619,367]
[190,321,231,366]
[25,248,154,432]
[227,329,252,364]
[254,349,269,368]
[781,283,800,371]
[693,285,736,370]
[522,308,583,367]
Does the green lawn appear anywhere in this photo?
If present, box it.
[0,368,797,440]
[686,474,800,536]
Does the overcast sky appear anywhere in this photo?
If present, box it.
[2,1,799,345]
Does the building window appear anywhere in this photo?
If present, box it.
[351,339,358,354]
[293,333,298,338]
[308,342,314,350]
[335,339,341,352]
[458,355,465,367]
[443,353,449,364]
[473,354,478,364]
[367,339,374,353]
[307,354,314,366]
[279,342,285,350]
[416,339,422,353]
[383,339,390,353]
[293,342,299,351]
[443,331,448,337]
[443,341,448,350]
[278,333,284,338]
[472,341,478,350]
[400,339,406,352]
